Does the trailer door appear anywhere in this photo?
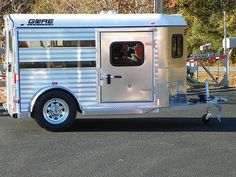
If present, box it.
[5,28,16,112]
[100,31,154,103]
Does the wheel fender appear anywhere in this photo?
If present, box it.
[30,86,81,113]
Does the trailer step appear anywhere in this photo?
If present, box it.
[82,106,158,116]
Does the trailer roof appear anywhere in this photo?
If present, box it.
[7,14,187,28]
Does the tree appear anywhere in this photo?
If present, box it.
[1,0,236,60]
[164,0,236,55]
[0,0,35,35]
[31,0,153,14]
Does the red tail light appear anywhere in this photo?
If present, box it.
[1,71,6,81]
[13,73,20,84]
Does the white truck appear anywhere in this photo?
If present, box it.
[1,13,222,131]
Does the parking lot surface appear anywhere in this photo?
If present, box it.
[0,90,236,177]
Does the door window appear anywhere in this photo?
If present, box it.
[110,41,144,66]
[172,34,183,58]
[8,31,13,53]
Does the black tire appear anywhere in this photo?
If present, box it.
[33,90,77,131]
[201,114,211,124]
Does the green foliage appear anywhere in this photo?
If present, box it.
[165,0,236,56]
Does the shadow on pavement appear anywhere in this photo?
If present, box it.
[69,117,236,132]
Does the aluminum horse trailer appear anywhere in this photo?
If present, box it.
[1,13,223,131]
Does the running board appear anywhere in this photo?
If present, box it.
[82,106,158,116]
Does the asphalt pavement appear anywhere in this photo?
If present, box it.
[0,90,236,177]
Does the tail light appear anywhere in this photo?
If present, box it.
[13,73,20,84]
[1,71,6,81]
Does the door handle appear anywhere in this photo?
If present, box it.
[106,74,111,84]
[114,75,122,79]
[106,74,122,84]
[8,63,12,72]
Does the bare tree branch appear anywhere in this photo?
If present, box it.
[0,0,11,11]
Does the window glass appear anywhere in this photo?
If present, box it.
[18,40,95,48]
[9,31,13,52]
[19,61,96,69]
[172,34,183,58]
[110,41,144,66]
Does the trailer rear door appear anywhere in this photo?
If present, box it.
[5,28,17,113]
[100,31,154,103]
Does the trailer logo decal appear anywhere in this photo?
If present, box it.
[27,19,54,26]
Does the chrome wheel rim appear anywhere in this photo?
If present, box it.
[43,98,69,124]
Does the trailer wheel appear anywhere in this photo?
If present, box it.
[201,114,211,124]
[33,90,77,131]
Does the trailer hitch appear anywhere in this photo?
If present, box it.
[201,80,227,124]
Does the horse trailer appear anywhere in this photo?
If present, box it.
[1,13,223,131]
